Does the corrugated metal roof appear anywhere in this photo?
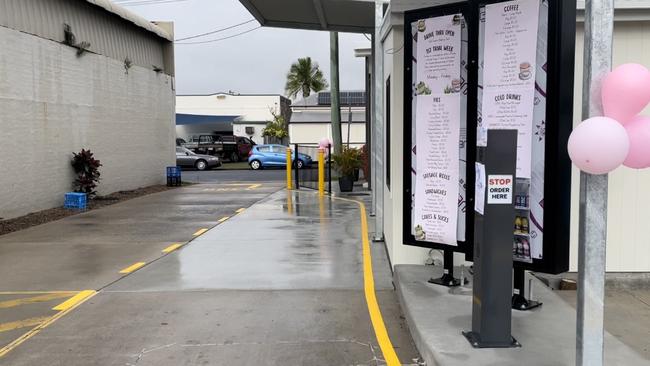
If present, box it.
[85,0,173,41]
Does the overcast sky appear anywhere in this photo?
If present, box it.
[121,0,371,97]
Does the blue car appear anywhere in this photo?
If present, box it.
[248,144,312,170]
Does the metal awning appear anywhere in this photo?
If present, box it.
[238,0,377,33]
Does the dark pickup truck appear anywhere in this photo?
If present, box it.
[182,135,255,162]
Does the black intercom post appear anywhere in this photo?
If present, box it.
[463,129,520,348]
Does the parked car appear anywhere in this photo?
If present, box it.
[248,144,312,170]
[182,134,255,162]
[176,147,221,170]
[176,138,186,147]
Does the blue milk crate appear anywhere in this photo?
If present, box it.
[166,166,182,187]
[167,166,182,177]
[64,192,87,210]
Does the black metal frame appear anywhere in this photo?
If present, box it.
[294,144,332,195]
[403,0,575,275]
[403,1,479,255]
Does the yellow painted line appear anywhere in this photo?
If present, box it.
[236,208,246,214]
[0,293,74,309]
[329,194,401,366]
[246,184,262,190]
[118,262,146,274]
[193,228,208,236]
[218,216,230,223]
[162,243,182,254]
[0,317,50,333]
[52,290,96,311]
[0,290,97,358]
[0,291,77,295]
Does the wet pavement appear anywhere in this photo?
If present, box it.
[0,182,282,355]
[0,188,419,365]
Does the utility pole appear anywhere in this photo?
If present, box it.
[576,1,613,366]
[330,31,343,155]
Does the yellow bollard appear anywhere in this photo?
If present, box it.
[286,147,293,190]
[318,148,325,196]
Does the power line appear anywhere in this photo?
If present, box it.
[175,19,256,41]
[175,26,261,45]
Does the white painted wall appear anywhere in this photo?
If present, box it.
[289,123,366,147]
[233,123,266,145]
[0,25,175,220]
[382,24,431,266]
[176,94,283,122]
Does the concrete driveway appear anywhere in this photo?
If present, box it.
[0,182,282,354]
[0,187,419,365]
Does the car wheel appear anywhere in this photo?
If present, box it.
[230,152,240,162]
[195,160,207,171]
[295,159,304,169]
[250,160,262,170]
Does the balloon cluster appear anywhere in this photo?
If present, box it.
[568,63,650,174]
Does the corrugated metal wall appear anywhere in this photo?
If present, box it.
[0,0,172,74]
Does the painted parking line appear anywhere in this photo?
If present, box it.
[52,290,96,311]
[202,183,262,192]
[0,290,97,358]
[0,293,75,309]
[0,317,50,333]
[236,208,246,214]
[162,243,183,254]
[218,216,230,223]
[193,228,208,236]
[119,262,146,274]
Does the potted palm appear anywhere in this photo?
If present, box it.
[332,146,362,192]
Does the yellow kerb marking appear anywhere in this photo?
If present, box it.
[0,290,97,358]
[329,195,401,366]
[0,293,75,309]
[193,228,208,236]
[52,290,96,311]
[162,243,182,253]
[236,208,246,213]
[0,317,50,333]
[118,262,146,274]
[246,184,262,190]
[218,216,230,223]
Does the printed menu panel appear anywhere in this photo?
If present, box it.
[415,14,463,95]
[414,95,461,245]
[412,14,463,246]
[479,0,540,179]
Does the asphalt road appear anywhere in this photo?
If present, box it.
[181,168,286,183]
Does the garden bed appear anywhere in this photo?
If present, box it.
[0,184,183,236]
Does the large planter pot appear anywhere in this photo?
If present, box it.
[338,175,354,192]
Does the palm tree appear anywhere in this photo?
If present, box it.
[284,57,328,99]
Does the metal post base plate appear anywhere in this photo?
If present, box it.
[428,274,467,288]
[512,294,543,311]
[462,331,521,348]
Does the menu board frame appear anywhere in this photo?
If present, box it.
[403,1,479,253]
[403,0,575,275]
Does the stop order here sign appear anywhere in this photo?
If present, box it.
[487,175,513,204]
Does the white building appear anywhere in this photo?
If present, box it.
[0,0,175,220]
[176,93,292,145]
[380,0,650,272]
[290,91,368,148]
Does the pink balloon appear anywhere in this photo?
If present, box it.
[318,137,332,149]
[623,115,650,169]
[602,63,650,124]
[568,116,630,174]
